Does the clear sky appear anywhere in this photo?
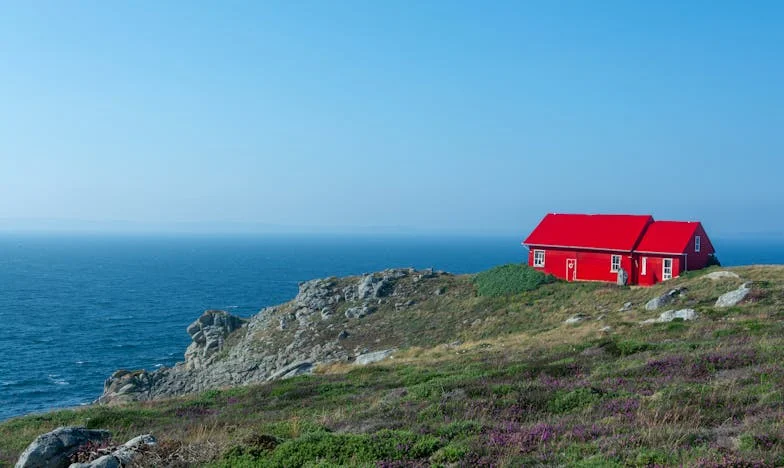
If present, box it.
[1,1,782,236]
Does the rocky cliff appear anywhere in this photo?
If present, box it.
[98,268,458,404]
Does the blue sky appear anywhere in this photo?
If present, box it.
[1,1,782,236]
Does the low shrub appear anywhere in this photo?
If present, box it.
[430,442,470,463]
[739,433,779,451]
[217,429,443,467]
[472,264,557,297]
[605,339,653,356]
[633,448,672,467]
[222,433,281,460]
[548,388,601,414]
[436,420,482,439]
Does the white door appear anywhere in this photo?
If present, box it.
[663,258,673,280]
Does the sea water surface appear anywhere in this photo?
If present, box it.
[0,233,781,421]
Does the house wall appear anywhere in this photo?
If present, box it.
[683,224,713,271]
[528,247,634,283]
[634,254,684,286]
[527,247,689,286]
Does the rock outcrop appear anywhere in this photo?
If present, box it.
[184,310,247,370]
[355,349,395,365]
[267,361,313,381]
[98,268,449,404]
[564,314,588,324]
[642,308,697,324]
[645,288,686,311]
[716,282,752,308]
[345,304,374,319]
[15,427,110,468]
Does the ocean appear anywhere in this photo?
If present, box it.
[0,233,781,421]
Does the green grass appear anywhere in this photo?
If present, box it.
[2,265,784,467]
[472,263,557,296]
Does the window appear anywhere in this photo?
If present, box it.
[533,250,545,267]
[695,235,701,252]
[610,255,621,272]
[663,258,673,280]
[641,257,647,275]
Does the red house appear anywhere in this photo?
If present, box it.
[523,213,715,286]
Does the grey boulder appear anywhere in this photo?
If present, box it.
[564,314,588,324]
[15,426,110,468]
[642,308,697,324]
[645,288,685,310]
[715,282,752,308]
[616,268,628,286]
[355,349,395,365]
[345,304,374,319]
[267,361,313,380]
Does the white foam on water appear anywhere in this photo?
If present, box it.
[48,374,69,386]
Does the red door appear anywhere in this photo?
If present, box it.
[566,259,577,281]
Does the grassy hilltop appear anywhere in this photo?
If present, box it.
[1,265,783,467]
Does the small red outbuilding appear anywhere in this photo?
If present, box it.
[522,213,715,286]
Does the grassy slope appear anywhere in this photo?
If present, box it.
[1,266,783,467]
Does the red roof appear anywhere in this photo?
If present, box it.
[634,221,712,254]
[523,213,653,252]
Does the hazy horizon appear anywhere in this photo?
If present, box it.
[2,216,783,240]
[2,2,782,236]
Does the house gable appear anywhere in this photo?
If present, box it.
[634,221,715,255]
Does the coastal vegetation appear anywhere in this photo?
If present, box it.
[2,265,783,466]
[472,263,556,297]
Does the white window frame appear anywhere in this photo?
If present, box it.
[610,254,621,273]
[641,257,647,275]
[533,250,545,267]
[695,235,701,252]
[663,258,673,280]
